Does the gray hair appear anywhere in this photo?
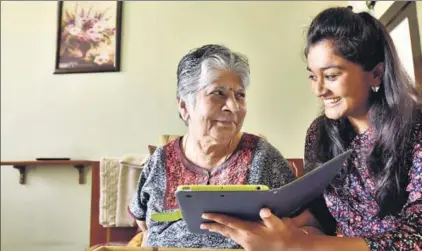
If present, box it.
[176,44,250,110]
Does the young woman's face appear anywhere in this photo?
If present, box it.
[307,40,380,121]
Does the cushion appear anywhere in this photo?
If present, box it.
[147,145,157,155]
[127,232,143,247]
[160,134,181,145]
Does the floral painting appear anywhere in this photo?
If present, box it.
[54,1,122,74]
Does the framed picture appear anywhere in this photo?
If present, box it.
[54,1,122,74]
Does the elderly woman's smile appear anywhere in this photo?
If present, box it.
[216,120,236,125]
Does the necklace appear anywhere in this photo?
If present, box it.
[183,134,234,167]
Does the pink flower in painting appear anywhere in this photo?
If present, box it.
[90,18,100,24]
[81,17,90,24]
[86,28,103,42]
[76,34,90,42]
[60,4,116,66]
[67,25,82,36]
[93,22,106,32]
[93,53,109,65]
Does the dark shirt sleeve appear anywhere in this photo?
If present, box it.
[255,139,296,190]
[304,117,337,235]
[128,153,155,221]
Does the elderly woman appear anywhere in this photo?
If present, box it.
[128,44,296,249]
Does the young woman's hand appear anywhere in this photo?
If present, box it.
[201,208,310,251]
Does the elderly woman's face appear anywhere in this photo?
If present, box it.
[188,70,247,141]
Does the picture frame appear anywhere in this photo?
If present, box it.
[54,1,123,74]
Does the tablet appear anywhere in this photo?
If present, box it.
[177,184,270,192]
[151,185,269,222]
[175,150,353,234]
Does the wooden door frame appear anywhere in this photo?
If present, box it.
[380,1,421,88]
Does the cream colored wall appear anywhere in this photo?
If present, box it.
[1,1,345,251]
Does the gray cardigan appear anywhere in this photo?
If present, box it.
[129,133,295,249]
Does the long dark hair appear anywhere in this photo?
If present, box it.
[304,7,422,217]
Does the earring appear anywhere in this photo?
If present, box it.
[184,115,190,125]
[371,86,380,93]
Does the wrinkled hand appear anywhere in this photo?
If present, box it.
[141,230,148,247]
[201,208,309,251]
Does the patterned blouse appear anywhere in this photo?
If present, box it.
[305,117,422,251]
[129,133,295,249]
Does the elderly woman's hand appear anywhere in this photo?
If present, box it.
[201,208,310,251]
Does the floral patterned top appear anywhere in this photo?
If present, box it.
[129,133,295,249]
[305,117,422,251]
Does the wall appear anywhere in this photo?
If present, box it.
[1,1,346,251]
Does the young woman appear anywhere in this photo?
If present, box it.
[200,7,422,251]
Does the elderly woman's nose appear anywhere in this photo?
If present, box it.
[224,94,240,112]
